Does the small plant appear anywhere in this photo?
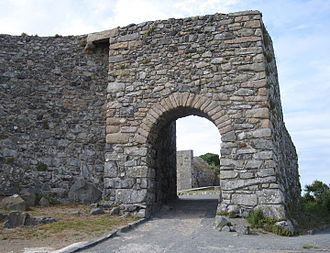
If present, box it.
[141,58,151,64]
[42,120,49,129]
[5,157,15,164]
[36,162,48,171]
[79,39,87,48]
[146,26,155,36]
[217,66,222,72]
[119,64,126,69]
[54,34,62,38]
[246,209,293,236]
[21,32,27,37]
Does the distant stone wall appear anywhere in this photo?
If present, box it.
[176,150,194,190]
[176,150,219,191]
[0,34,108,203]
[193,157,219,187]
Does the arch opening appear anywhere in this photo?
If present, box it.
[145,107,222,214]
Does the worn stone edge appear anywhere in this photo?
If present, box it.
[85,9,261,49]
[52,217,148,253]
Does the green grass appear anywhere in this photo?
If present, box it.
[303,245,319,249]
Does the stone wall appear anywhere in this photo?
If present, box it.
[176,150,219,190]
[176,150,194,190]
[0,10,301,220]
[103,10,301,219]
[193,157,219,187]
[0,34,108,203]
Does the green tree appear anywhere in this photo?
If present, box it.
[199,153,220,175]
[302,180,330,218]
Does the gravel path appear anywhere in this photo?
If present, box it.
[79,194,330,253]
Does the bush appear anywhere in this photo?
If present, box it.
[200,153,220,175]
[301,180,330,219]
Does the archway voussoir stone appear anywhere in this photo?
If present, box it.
[169,94,178,108]
[185,93,196,107]
[199,99,212,111]
[182,92,190,107]
[173,93,183,107]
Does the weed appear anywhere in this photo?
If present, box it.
[36,162,48,171]
[79,39,87,48]
[5,157,14,164]
[54,34,62,38]
[246,209,293,236]
[146,26,155,36]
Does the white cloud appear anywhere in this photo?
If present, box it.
[176,116,221,156]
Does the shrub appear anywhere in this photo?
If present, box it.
[301,180,330,219]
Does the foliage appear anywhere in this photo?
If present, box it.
[301,180,330,219]
[200,153,220,166]
[246,209,293,236]
[200,153,220,175]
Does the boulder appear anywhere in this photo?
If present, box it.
[1,194,27,211]
[25,216,56,226]
[39,197,50,207]
[110,206,120,215]
[20,189,37,207]
[214,215,230,229]
[68,177,102,204]
[90,208,104,215]
[274,220,295,233]
[3,211,56,229]
[0,212,8,222]
[3,212,29,229]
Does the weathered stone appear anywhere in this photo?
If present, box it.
[20,189,37,207]
[110,206,120,215]
[104,161,118,177]
[90,208,104,215]
[39,197,50,207]
[246,108,269,118]
[232,194,257,206]
[3,212,29,229]
[106,133,130,144]
[68,177,102,204]
[1,195,27,211]
[274,220,294,233]
[107,82,125,93]
[116,189,147,204]
[0,212,8,222]
[214,215,230,229]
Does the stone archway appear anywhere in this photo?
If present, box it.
[100,10,301,219]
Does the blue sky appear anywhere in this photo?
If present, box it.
[0,0,329,189]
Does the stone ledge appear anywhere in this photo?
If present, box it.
[85,28,119,50]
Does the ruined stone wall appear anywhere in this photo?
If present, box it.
[193,157,219,187]
[103,10,301,219]
[176,150,194,191]
[0,10,300,220]
[176,150,219,190]
[262,30,301,219]
[0,34,108,203]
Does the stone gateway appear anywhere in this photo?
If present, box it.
[0,10,301,220]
